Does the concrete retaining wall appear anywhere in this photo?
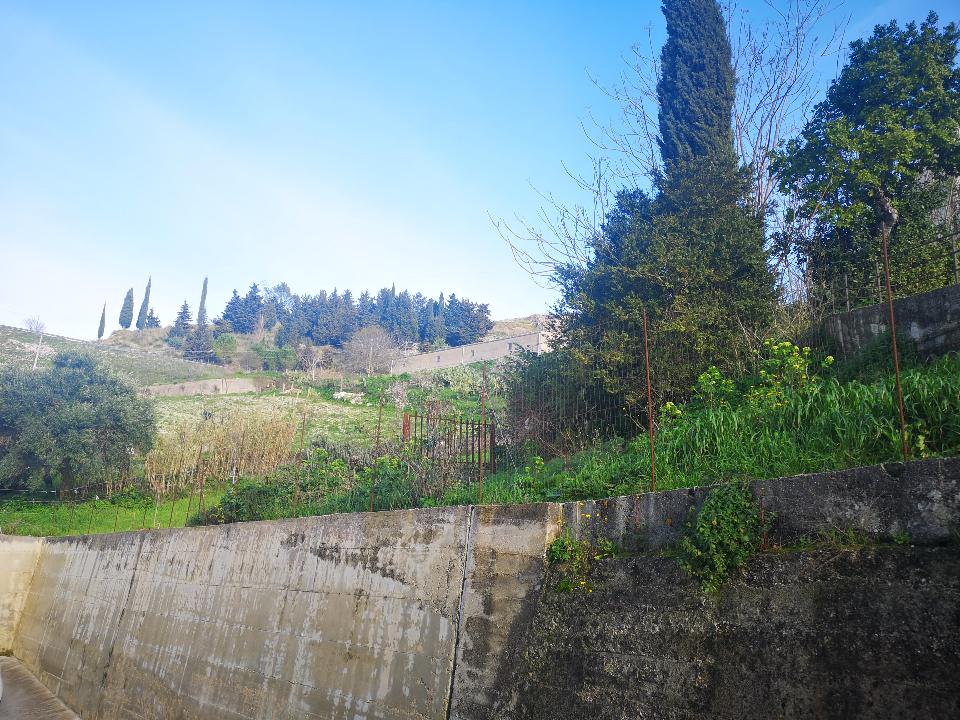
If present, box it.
[0,536,42,652]
[141,376,277,397]
[1,457,958,718]
[821,283,960,357]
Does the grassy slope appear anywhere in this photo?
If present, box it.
[154,390,397,447]
[0,488,226,537]
[0,325,229,387]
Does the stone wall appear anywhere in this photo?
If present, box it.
[390,332,550,375]
[820,283,960,357]
[1,458,958,718]
[141,376,277,397]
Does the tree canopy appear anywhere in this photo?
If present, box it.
[0,353,156,490]
[776,12,960,292]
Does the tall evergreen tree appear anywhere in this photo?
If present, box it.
[196,277,209,329]
[135,277,152,330]
[560,0,775,402]
[657,0,737,173]
[97,303,106,341]
[169,302,192,341]
[118,288,135,329]
[187,277,213,361]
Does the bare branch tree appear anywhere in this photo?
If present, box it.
[496,0,848,290]
[342,327,397,376]
[24,317,45,335]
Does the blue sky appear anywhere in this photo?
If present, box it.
[0,1,953,338]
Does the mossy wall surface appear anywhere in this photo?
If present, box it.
[506,545,960,719]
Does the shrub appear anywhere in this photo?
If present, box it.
[677,482,767,592]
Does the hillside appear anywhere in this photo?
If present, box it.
[0,325,229,387]
[483,314,549,341]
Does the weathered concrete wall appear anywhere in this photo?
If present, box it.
[821,283,960,357]
[508,545,960,719]
[0,535,43,652]
[3,458,959,718]
[390,332,550,375]
[141,376,277,397]
[12,508,473,719]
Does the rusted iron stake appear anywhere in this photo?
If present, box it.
[479,364,487,505]
[881,223,910,462]
[370,390,385,513]
[642,307,657,492]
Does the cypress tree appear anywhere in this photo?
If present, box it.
[97,303,106,340]
[187,277,213,361]
[118,289,135,329]
[656,0,737,173]
[135,277,152,330]
[196,277,209,329]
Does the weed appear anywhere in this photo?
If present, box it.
[677,482,768,593]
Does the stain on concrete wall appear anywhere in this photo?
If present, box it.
[0,535,43,652]
[508,545,960,719]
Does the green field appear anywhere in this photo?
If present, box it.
[0,324,229,387]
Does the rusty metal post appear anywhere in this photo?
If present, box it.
[402,413,411,443]
[479,364,487,505]
[370,390,385,513]
[881,223,910,462]
[642,307,656,492]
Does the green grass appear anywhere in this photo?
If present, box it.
[0,324,229,387]
[185,354,960,526]
[0,488,226,537]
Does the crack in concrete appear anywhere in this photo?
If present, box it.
[445,505,476,720]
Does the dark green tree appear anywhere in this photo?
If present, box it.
[560,0,775,401]
[166,301,192,348]
[0,352,156,490]
[186,277,213,361]
[118,288,135,329]
[196,277,209,328]
[776,13,960,297]
[657,0,738,173]
[145,308,161,328]
[135,277,152,330]
[97,303,106,340]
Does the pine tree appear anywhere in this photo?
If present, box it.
[169,302,192,339]
[97,304,106,341]
[135,277,152,330]
[145,309,161,328]
[118,289,135,329]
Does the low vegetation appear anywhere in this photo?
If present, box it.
[185,348,960,527]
